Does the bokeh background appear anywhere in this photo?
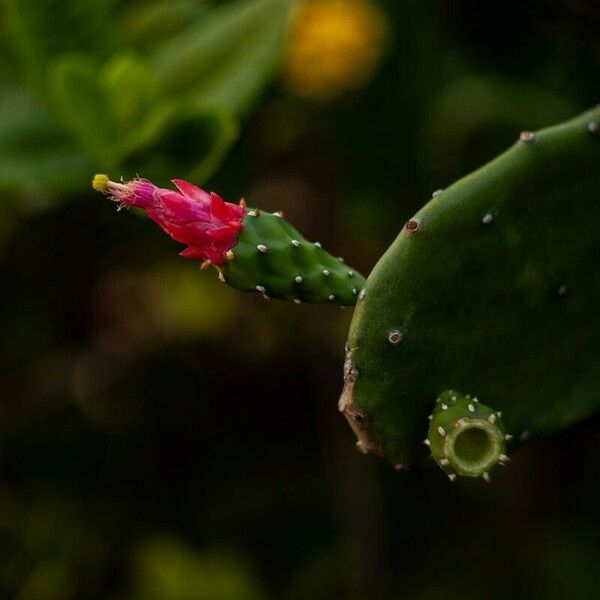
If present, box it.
[1,0,600,598]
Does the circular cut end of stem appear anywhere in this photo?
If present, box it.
[444,419,504,477]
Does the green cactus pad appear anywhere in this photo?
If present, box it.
[221,209,365,305]
[426,391,508,481]
[339,105,600,476]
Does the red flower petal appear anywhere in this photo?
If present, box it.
[209,192,231,224]
[172,179,211,204]
[108,177,246,266]
[165,221,213,246]
[180,246,225,265]
[206,226,238,243]
[159,190,210,225]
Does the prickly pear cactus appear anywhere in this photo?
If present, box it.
[222,209,363,305]
[339,106,600,480]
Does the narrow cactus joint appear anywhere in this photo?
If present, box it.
[222,209,366,305]
[427,391,506,479]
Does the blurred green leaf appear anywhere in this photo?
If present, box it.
[152,0,294,116]
[17,561,74,600]
[0,88,91,193]
[48,52,239,183]
[3,0,113,88]
[184,110,240,183]
[133,537,267,600]
[119,102,181,160]
[5,0,292,191]
[101,54,160,135]
[119,0,210,52]
[133,108,240,185]
[48,54,118,169]
[99,53,181,159]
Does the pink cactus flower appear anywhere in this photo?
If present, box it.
[93,174,246,266]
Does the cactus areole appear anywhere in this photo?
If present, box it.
[339,105,600,480]
[93,175,365,305]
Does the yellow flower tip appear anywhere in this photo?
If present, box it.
[92,173,110,192]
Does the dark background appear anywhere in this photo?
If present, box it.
[1,1,599,598]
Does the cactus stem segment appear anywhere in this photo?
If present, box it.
[427,390,507,480]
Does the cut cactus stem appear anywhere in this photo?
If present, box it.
[426,391,507,479]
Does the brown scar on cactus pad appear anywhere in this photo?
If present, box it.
[339,344,385,458]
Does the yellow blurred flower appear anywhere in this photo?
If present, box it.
[283,0,387,100]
